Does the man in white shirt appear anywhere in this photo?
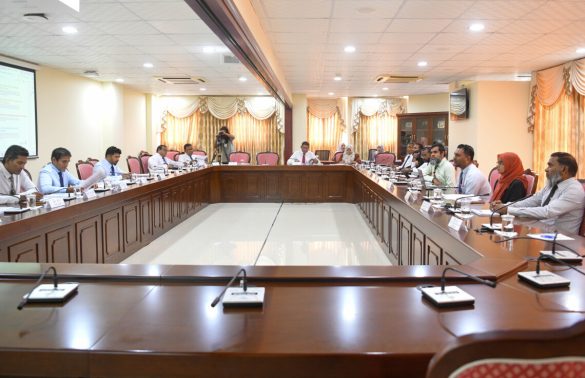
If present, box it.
[399,143,421,171]
[148,145,182,173]
[178,143,206,166]
[94,146,129,178]
[0,145,41,205]
[287,141,319,165]
[501,152,585,234]
[452,144,491,198]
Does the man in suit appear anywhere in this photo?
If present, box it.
[0,145,41,205]
[38,147,82,194]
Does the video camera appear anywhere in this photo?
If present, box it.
[216,131,229,147]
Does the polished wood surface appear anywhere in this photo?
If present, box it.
[1,165,585,377]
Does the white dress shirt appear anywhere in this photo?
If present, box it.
[148,153,181,172]
[457,163,491,197]
[399,154,415,169]
[178,153,206,166]
[508,177,585,234]
[94,159,125,176]
[0,163,36,204]
[287,150,319,165]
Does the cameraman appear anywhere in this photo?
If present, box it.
[216,126,235,163]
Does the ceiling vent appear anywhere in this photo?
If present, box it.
[375,74,422,84]
[157,77,206,85]
[83,70,99,77]
[222,54,240,64]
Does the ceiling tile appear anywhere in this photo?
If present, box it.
[387,19,454,33]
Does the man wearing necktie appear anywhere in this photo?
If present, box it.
[148,145,182,173]
[93,146,130,179]
[38,147,83,194]
[287,141,319,165]
[502,152,585,234]
[178,143,207,166]
[0,145,41,205]
[452,144,490,198]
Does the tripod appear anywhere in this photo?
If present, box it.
[211,142,223,163]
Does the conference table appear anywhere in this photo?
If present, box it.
[0,165,584,378]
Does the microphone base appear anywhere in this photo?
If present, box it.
[420,286,475,307]
[518,271,570,288]
[24,283,79,303]
[222,287,265,307]
[540,250,583,263]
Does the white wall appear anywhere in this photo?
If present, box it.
[407,93,449,113]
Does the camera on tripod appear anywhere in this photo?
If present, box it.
[216,131,229,147]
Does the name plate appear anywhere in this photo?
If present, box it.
[448,216,464,231]
[212,162,220,166]
[118,182,128,190]
[83,189,97,200]
[420,201,431,212]
[228,162,238,166]
[46,197,65,209]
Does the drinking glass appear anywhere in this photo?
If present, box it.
[459,198,472,215]
[501,214,515,235]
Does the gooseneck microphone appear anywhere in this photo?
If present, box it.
[495,236,582,257]
[440,267,497,291]
[211,268,248,308]
[488,194,534,228]
[17,266,58,310]
[535,254,585,276]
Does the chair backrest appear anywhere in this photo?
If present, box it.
[524,168,539,195]
[193,150,207,156]
[374,152,396,166]
[426,318,585,378]
[488,166,501,191]
[174,153,183,162]
[256,152,279,166]
[139,154,151,174]
[23,168,32,181]
[314,150,330,161]
[229,151,251,163]
[368,149,377,161]
[166,150,179,162]
[580,180,585,237]
[87,158,99,166]
[332,151,344,162]
[126,156,142,174]
[76,162,94,180]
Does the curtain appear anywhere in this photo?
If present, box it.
[533,89,585,188]
[306,111,342,155]
[353,113,398,159]
[162,110,283,164]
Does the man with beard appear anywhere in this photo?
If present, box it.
[499,152,585,234]
[422,143,455,187]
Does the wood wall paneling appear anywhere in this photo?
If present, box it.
[46,225,76,263]
[6,236,43,262]
[102,208,123,264]
[76,215,102,263]
[123,201,141,255]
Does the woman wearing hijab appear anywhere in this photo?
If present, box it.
[490,152,529,206]
[341,144,361,165]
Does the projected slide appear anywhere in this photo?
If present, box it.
[0,62,37,157]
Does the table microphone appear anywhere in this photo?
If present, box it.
[494,236,582,259]
[440,267,496,291]
[419,267,496,307]
[484,194,534,230]
[518,254,585,288]
[210,269,265,308]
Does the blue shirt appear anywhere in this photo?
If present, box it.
[94,159,124,176]
[38,163,81,194]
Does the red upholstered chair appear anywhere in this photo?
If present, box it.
[166,150,179,162]
[174,153,183,162]
[426,318,585,378]
[314,150,330,161]
[256,152,279,166]
[580,180,585,237]
[139,154,151,174]
[126,156,142,174]
[87,158,99,166]
[332,151,344,162]
[488,166,501,191]
[524,168,539,195]
[76,162,94,180]
[193,150,207,157]
[229,151,251,164]
[374,152,396,166]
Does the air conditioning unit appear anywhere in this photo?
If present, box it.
[374,74,422,84]
[222,54,240,64]
[156,77,206,85]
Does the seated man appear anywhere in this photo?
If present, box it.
[148,145,182,173]
[452,144,491,197]
[415,146,431,173]
[38,147,82,194]
[287,141,319,165]
[94,146,129,178]
[502,152,585,234]
[178,143,206,166]
[0,145,41,205]
[423,143,456,187]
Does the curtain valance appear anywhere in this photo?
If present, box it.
[163,96,285,133]
[351,98,406,131]
[307,99,346,129]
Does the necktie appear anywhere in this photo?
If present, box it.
[302,153,306,164]
[457,171,465,194]
[58,171,64,187]
[9,175,15,195]
[110,165,115,176]
[189,154,193,161]
[542,184,558,206]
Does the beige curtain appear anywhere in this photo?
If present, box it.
[353,113,398,159]
[306,111,342,154]
[162,110,283,164]
[533,88,585,188]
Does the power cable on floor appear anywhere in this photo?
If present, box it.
[253,201,284,266]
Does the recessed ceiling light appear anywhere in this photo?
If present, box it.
[344,45,356,53]
[382,87,389,91]
[143,62,153,68]
[576,47,585,54]
[238,76,247,82]
[334,75,342,81]
[62,26,78,34]
[469,23,485,32]
[114,78,124,83]
[257,92,264,95]
[417,61,428,67]
[328,92,335,96]
[200,87,207,91]
[515,74,532,82]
